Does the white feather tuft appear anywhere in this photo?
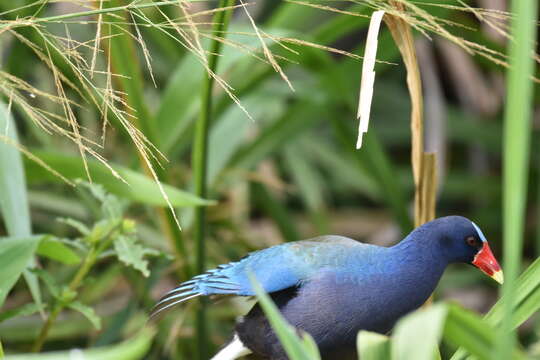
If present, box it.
[211,334,252,360]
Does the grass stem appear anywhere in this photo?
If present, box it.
[498,0,538,359]
[191,1,235,359]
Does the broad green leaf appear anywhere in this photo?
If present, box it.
[0,303,44,323]
[249,273,321,360]
[392,304,448,360]
[24,151,214,207]
[3,327,155,360]
[0,102,41,311]
[68,301,101,330]
[36,237,81,265]
[0,236,42,307]
[357,331,391,360]
[113,235,159,277]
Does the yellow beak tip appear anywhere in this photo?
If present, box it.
[492,270,504,285]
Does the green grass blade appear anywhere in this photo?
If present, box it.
[24,151,213,207]
[392,304,448,360]
[0,102,42,311]
[0,104,31,237]
[499,0,538,358]
[3,327,154,360]
[451,257,540,360]
[249,273,320,360]
[357,331,391,360]
[444,304,526,360]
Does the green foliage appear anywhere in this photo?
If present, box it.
[0,0,538,359]
[4,328,154,360]
[25,152,214,208]
[0,102,42,312]
[113,234,159,277]
[0,236,42,307]
[357,331,391,360]
[392,304,447,360]
[36,237,81,265]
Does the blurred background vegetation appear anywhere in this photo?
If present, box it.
[0,0,538,359]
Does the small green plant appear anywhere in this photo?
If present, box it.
[29,181,158,352]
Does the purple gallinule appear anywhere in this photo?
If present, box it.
[152,216,503,360]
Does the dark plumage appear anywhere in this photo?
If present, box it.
[151,216,503,360]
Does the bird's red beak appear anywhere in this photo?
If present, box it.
[472,242,504,284]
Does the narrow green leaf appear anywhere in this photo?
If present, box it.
[36,237,81,265]
[499,0,538,358]
[67,301,101,330]
[31,268,60,299]
[3,327,155,360]
[0,303,44,324]
[0,236,42,307]
[392,304,448,360]
[0,104,31,237]
[24,151,214,207]
[357,331,391,360]
[0,102,42,311]
[57,218,90,236]
[249,273,320,360]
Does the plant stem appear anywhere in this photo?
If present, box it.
[497,0,538,359]
[191,1,235,358]
[0,338,4,358]
[31,246,98,352]
[31,223,120,352]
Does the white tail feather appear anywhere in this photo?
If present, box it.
[211,334,252,360]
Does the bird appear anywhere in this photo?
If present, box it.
[151,216,503,360]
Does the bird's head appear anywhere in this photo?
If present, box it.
[427,216,504,284]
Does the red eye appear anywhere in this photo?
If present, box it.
[466,236,478,247]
